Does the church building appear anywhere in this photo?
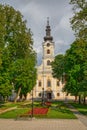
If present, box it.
[32,18,66,100]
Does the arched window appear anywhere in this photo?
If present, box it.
[38,81,41,87]
[47,80,51,87]
[47,49,50,54]
[57,93,60,96]
[47,60,51,65]
[38,93,41,97]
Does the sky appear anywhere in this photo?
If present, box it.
[0,0,75,65]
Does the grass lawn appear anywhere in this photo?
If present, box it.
[47,107,76,119]
[0,101,31,109]
[0,101,76,119]
[0,102,18,109]
[70,102,87,116]
[34,101,76,119]
[0,108,29,118]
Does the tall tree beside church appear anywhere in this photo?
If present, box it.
[51,54,65,80]
[11,52,37,102]
[70,0,87,41]
[0,5,13,100]
[0,4,37,101]
[67,0,87,103]
[64,39,87,103]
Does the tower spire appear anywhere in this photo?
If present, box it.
[44,17,53,42]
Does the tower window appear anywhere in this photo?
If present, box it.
[38,93,41,97]
[38,81,41,87]
[47,49,50,54]
[47,60,51,65]
[47,43,50,47]
[47,80,51,87]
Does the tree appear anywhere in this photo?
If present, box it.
[0,44,13,101]
[70,0,87,41]
[0,4,37,101]
[65,0,87,100]
[51,54,65,79]
[11,53,37,102]
[64,39,87,103]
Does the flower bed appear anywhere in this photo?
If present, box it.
[28,108,48,115]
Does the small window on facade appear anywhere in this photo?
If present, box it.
[57,81,59,86]
[47,60,51,65]
[38,93,41,97]
[47,49,50,54]
[47,43,50,47]
[57,93,60,96]
[38,81,41,87]
[47,80,51,87]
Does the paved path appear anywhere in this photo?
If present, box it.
[0,118,87,130]
[65,103,87,127]
[0,107,17,114]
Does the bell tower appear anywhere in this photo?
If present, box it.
[42,17,54,70]
[27,18,67,101]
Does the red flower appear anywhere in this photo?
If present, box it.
[28,108,48,115]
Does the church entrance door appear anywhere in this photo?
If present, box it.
[47,92,52,99]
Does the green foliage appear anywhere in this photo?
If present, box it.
[11,57,37,95]
[51,54,65,79]
[51,1,87,101]
[64,39,87,97]
[70,0,87,41]
[0,72,13,98]
[0,4,37,101]
[0,108,29,119]
[0,47,12,100]
[71,102,87,115]
[65,0,87,98]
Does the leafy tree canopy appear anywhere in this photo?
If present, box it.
[51,54,65,79]
[70,0,87,41]
[0,4,37,101]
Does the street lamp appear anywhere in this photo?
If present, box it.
[42,87,44,105]
[31,89,34,118]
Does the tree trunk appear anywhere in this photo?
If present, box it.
[4,96,7,102]
[83,96,86,104]
[19,93,22,101]
[78,95,81,104]
[23,94,26,101]
[75,96,77,102]
[14,87,21,103]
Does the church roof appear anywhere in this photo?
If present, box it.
[44,17,53,42]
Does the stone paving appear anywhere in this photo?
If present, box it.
[0,118,87,130]
[65,103,87,127]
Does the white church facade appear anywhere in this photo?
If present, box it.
[30,19,67,100]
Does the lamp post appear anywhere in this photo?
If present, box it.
[31,89,34,118]
[42,87,44,105]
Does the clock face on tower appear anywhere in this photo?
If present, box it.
[47,43,50,47]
